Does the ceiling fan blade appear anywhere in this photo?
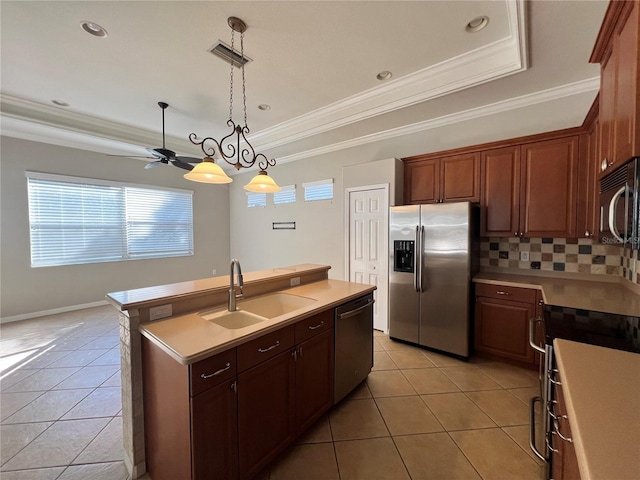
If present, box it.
[144,161,163,170]
[146,147,173,159]
[171,160,195,171]
[174,156,203,164]
[107,154,157,159]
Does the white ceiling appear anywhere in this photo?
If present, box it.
[0,1,607,170]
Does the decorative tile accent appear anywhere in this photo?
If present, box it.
[480,238,639,286]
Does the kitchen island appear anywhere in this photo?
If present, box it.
[106,264,375,480]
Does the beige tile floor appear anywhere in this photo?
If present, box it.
[1,306,546,480]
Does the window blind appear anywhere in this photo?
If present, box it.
[26,172,193,267]
[246,191,267,208]
[273,184,296,205]
[303,178,333,201]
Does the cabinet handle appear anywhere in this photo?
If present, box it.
[496,290,511,296]
[258,340,280,353]
[514,232,518,237]
[585,230,591,237]
[200,362,231,379]
[546,400,567,421]
[231,380,237,394]
[292,349,297,360]
[529,397,548,461]
[547,434,559,454]
[299,346,303,357]
[547,368,562,386]
[308,321,324,330]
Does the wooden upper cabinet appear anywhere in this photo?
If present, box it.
[521,137,579,238]
[480,137,579,238]
[404,153,479,204]
[480,146,521,237]
[577,98,600,239]
[440,152,480,202]
[592,0,640,176]
[405,159,439,204]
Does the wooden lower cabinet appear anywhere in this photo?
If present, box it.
[142,308,339,480]
[238,349,297,479]
[474,283,539,367]
[191,379,238,480]
[296,328,334,434]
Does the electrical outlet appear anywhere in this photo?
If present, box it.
[149,304,173,321]
[212,269,217,276]
[290,277,301,287]
[520,251,530,261]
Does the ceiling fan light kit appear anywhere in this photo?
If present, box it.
[186,16,281,193]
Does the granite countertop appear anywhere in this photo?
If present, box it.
[139,279,375,365]
[554,339,640,480]
[473,271,640,317]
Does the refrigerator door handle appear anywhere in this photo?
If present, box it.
[414,226,420,292]
[418,225,425,292]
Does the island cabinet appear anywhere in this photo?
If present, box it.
[591,0,640,176]
[480,136,579,238]
[141,307,336,480]
[474,283,542,368]
[403,152,480,204]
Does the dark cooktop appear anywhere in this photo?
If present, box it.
[544,304,640,354]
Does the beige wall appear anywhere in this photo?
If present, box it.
[0,137,230,320]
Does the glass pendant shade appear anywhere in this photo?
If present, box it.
[244,171,282,193]
[183,159,232,184]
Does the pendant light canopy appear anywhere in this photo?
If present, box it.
[185,17,280,192]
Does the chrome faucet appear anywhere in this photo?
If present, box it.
[228,259,244,311]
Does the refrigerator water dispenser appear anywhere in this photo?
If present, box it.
[393,240,415,273]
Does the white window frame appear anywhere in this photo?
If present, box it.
[26,171,194,267]
[303,178,334,202]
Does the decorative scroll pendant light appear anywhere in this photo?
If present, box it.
[184,17,281,192]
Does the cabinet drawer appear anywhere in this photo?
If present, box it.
[294,309,333,343]
[190,348,237,397]
[475,283,537,303]
[238,325,295,372]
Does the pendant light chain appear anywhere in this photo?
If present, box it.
[240,30,248,126]
[229,28,235,122]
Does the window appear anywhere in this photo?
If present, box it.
[303,178,333,201]
[273,184,296,205]
[26,172,193,267]
[246,191,266,208]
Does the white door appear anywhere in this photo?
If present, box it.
[347,186,388,332]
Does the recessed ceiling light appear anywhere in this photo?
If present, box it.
[376,71,393,81]
[466,16,489,33]
[81,21,108,37]
[258,104,271,111]
[51,100,69,107]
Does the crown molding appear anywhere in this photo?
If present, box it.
[251,0,528,150]
[272,77,599,165]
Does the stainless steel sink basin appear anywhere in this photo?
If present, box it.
[238,292,316,319]
[201,309,266,329]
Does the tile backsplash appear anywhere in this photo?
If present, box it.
[480,237,640,286]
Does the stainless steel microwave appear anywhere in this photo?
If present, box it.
[599,158,639,248]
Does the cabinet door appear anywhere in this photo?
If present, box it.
[551,383,581,480]
[191,379,238,480]
[405,159,440,204]
[237,349,296,479]
[600,47,616,176]
[296,328,334,434]
[521,137,579,238]
[480,146,521,237]
[441,152,480,202]
[577,119,600,238]
[474,297,535,364]
[614,1,639,165]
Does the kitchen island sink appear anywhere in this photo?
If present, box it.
[238,292,316,319]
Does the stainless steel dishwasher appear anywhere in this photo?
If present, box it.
[334,293,374,403]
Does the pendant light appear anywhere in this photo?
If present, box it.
[185,17,281,192]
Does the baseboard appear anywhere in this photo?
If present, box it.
[0,300,110,324]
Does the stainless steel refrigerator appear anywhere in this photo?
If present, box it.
[389,202,478,358]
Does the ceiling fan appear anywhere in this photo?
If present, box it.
[111,101,203,171]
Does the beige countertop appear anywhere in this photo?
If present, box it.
[473,271,640,317]
[139,279,375,365]
[107,263,329,310]
[554,339,640,480]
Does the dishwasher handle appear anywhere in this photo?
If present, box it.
[338,298,375,320]
[529,396,548,463]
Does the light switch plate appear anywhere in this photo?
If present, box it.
[520,251,530,261]
[149,304,173,321]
